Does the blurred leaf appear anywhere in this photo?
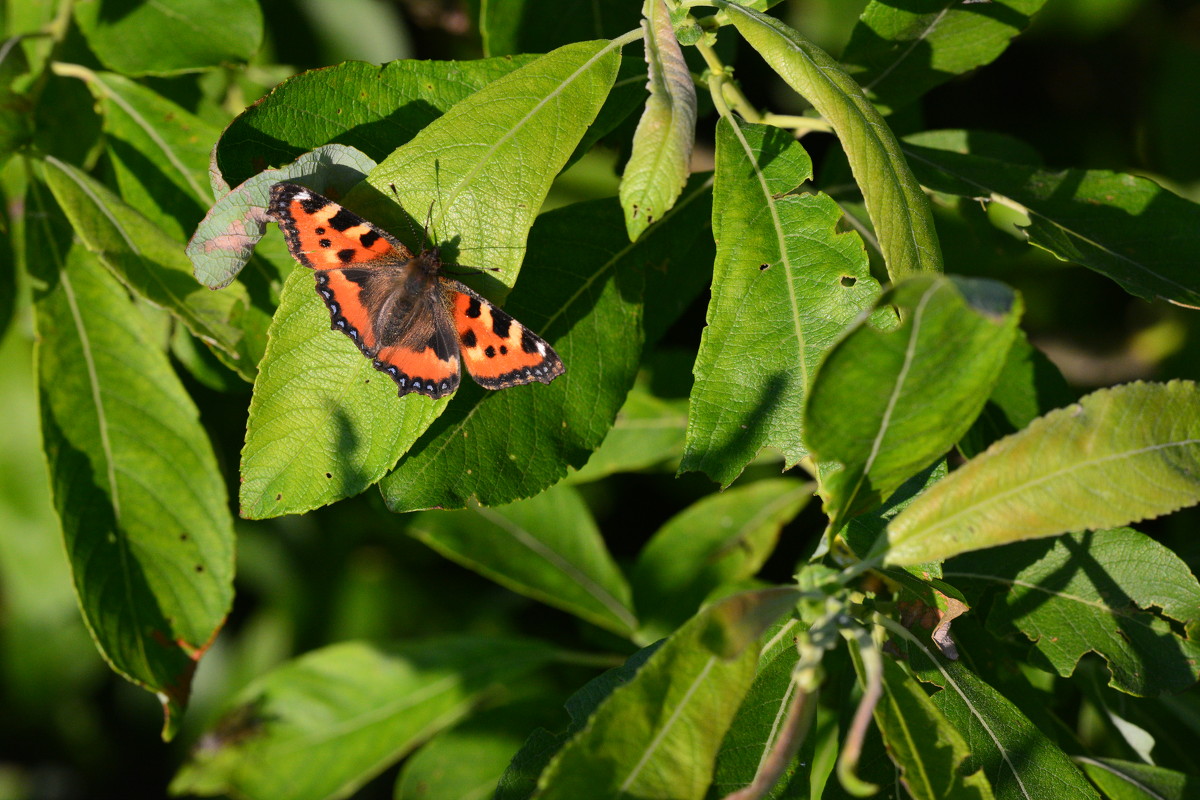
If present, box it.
[189,144,377,290]
[408,485,637,637]
[808,275,1021,533]
[376,193,646,512]
[631,479,811,642]
[903,142,1200,307]
[620,0,696,241]
[958,331,1074,459]
[359,40,621,288]
[216,56,537,187]
[946,529,1200,696]
[909,646,1101,800]
[682,117,878,487]
[0,35,32,161]
[535,590,792,799]
[1077,758,1199,800]
[32,73,102,166]
[28,184,233,739]
[67,69,219,240]
[565,383,688,484]
[73,0,262,76]
[888,381,1200,565]
[640,171,714,346]
[867,654,994,799]
[480,0,633,57]
[722,1,942,280]
[172,637,557,800]
[395,702,558,800]
[495,645,662,800]
[41,156,267,380]
[842,0,1049,115]
[237,266,443,519]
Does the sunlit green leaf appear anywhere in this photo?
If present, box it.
[682,117,878,486]
[620,0,696,241]
[908,644,1101,800]
[720,1,942,280]
[29,183,233,739]
[888,381,1200,565]
[535,589,795,800]
[946,529,1200,696]
[216,56,538,187]
[808,275,1021,532]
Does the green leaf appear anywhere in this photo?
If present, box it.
[958,331,1075,459]
[28,184,233,739]
[631,478,811,642]
[681,117,878,486]
[619,0,697,241]
[495,646,662,800]
[535,589,794,800]
[720,1,942,280]
[867,655,994,799]
[238,267,443,519]
[841,0,1049,115]
[946,529,1200,696]
[216,56,537,187]
[907,647,1101,800]
[170,637,557,800]
[902,141,1200,307]
[565,383,689,484]
[73,0,262,76]
[887,380,1200,565]
[40,156,266,381]
[376,188,669,512]
[68,69,220,240]
[359,40,621,288]
[479,0,634,57]
[395,703,558,800]
[407,485,637,637]
[709,625,840,799]
[189,144,377,290]
[1077,758,1200,800]
[807,275,1021,532]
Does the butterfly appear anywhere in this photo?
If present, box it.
[266,182,565,399]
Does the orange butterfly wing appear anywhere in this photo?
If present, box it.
[448,282,565,390]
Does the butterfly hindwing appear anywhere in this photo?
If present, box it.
[268,182,411,270]
[266,181,564,400]
[371,280,462,399]
[449,281,565,390]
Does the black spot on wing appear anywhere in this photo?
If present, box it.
[299,194,327,214]
[337,248,356,264]
[490,308,513,339]
[360,230,380,248]
[340,269,373,287]
[521,329,540,354]
[461,329,477,348]
[464,297,482,318]
[327,208,360,232]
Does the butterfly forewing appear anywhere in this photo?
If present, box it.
[269,183,411,270]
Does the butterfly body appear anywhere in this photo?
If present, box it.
[267,183,564,399]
